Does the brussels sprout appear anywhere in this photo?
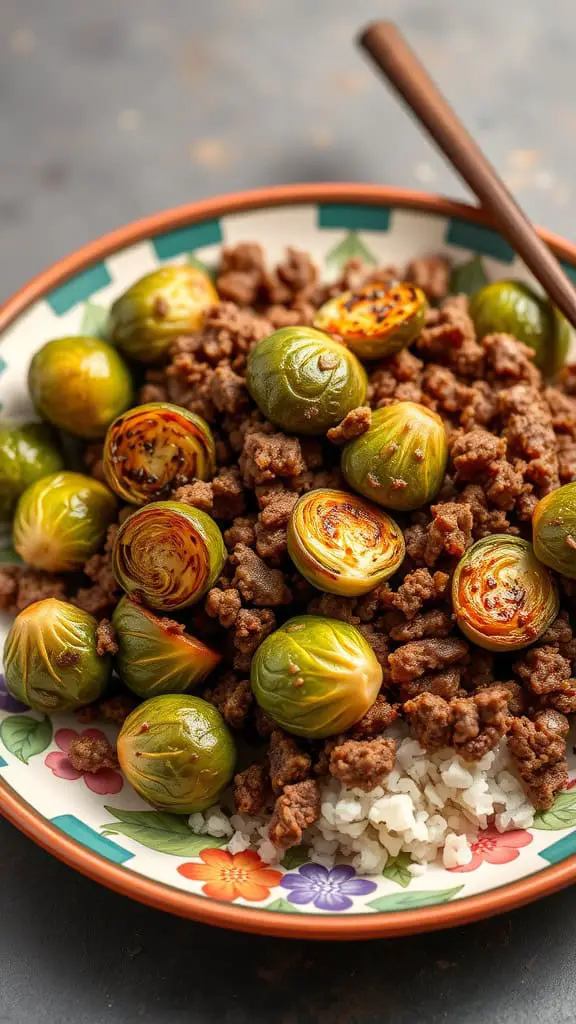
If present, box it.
[341,401,448,512]
[245,327,367,436]
[13,471,116,572]
[314,282,428,361]
[251,615,383,739]
[109,266,218,364]
[103,403,216,505]
[117,694,236,813]
[112,595,221,697]
[287,488,405,597]
[469,280,569,376]
[3,598,111,712]
[0,421,63,521]
[452,535,559,651]
[533,483,576,578]
[112,500,225,611]
[28,336,133,439]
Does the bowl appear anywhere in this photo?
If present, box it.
[2,183,576,940]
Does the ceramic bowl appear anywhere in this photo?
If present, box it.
[2,184,576,940]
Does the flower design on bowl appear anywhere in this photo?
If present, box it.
[45,728,123,795]
[280,863,377,910]
[178,848,283,902]
[450,825,533,873]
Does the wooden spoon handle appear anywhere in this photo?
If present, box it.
[359,20,576,328]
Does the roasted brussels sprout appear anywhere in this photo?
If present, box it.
[103,403,216,505]
[533,483,576,578]
[245,326,367,435]
[287,489,405,597]
[112,500,226,611]
[112,595,221,697]
[13,471,116,572]
[117,694,236,813]
[251,615,383,739]
[3,598,111,712]
[314,282,428,361]
[469,280,569,376]
[28,336,133,439]
[452,535,559,651]
[341,401,448,512]
[0,421,63,521]
[109,265,218,364]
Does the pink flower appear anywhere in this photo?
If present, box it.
[450,825,533,873]
[45,728,123,795]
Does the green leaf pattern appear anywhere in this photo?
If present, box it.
[0,714,53,763]
[367,886,464,912]
[533,790,576,830]
[79,301,109,339]
[382,852,413,888]
[325,231,377,272]
[100,806,226,856]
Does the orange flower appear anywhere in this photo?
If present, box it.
[178,848,282,902]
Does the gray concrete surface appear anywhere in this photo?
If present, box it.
[2,1,576,1021]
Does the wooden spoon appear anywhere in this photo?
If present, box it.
[359,20,576,329]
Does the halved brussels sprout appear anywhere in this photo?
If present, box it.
[112,500,226,611]
[13,471,116,572]
[533,483,576,578]
[109,265,218,364]
[117,694,236,813]
[245,326,367,435]
[452,535,559,651]
[103,402,216,505]
[469,280,569,376]
[0,421,63,522]
[287,488,405,597]
[314,282,428,361]
[251,615,383,739]
[28,336,133,439]
[341,401,448,511]
[3,598,111,712]
[112,594,221,697]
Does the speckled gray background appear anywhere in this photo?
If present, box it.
[3,2,576,1022]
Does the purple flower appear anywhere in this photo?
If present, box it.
[280,863,377,911]
[0,674,28,713]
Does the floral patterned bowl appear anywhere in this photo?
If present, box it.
[2,184,576,940]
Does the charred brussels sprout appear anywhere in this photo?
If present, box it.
[341,401,448,512]
[0,421,63,521]
[112,500,225,611]
[287,489,405,597]
[3,598,111,712]
[109,265,218,364]
[314,281,428,361]
[103,403,216,505]
[117,694,236,813]
[28,336,133,439]
[245,327,367,435]
[13,471,116,572]
[251,615,382,739]
[112,595,221,697]
[533,483,576,578]
[452,535,559,651]
[469,280,569,376]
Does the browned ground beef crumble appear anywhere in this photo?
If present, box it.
[5,243,576,834]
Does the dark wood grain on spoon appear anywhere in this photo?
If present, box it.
[359,20,576,330]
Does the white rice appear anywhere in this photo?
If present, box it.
[188,725,534,875]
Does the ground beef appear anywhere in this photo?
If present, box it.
[268,729,312,793]
[415,297,483,378]
[460,484,516,539]
[254,706,276,738]
[211,466,246,519]
[253,488,299,562]
[96,619,118,657]
[349,694,398,738]
[459,380,499,430]
[423,501,474,565]
[556,434,576,483]
[0,566,67,614]
[326,406,372,444]
[358,626,389,669]
[388,637,469,684]
[68,734,118,773]
[544,386,576,437]
[533,709,570,738]
[204,674,253,728]
[451,428,507,481]
[268,779,321,849]
[205,587,242,628]
[461,649,495,691]
[223,516,257,550]
[404,687,510,760]
[216,242,267,305]
[508,717,568,809]
[231,543,292,606]
[482,333,541,387]
[400,667,463,702]
[384,568,449,619]
[539,687,576,715]
[232,608,276,671]
[513,646,572,695]
[482,681,527,717]
[240,431,306,487]
[405,255,450,300]
[172,479,214,512]
[233,763,271,815]
[390,609,453,642]
[329,736,397,791]
[421,365,472,415]
[74,524,121,618]
[307,592,360,624]
[500,385,560,495]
